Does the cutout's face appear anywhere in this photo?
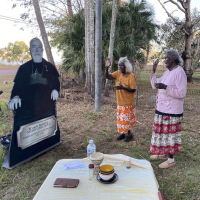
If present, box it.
[30,39,43,63]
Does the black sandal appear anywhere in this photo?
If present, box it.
[117,134,125,140]
[124,133,133,142]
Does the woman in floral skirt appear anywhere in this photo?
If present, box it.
[105,57,137,142]
[150,49,187,168]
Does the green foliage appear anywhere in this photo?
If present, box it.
[51,11,85,73]
[51,0,158,74]
[0,41,31,64]
[158,18,185,53]
[0,146,6,166]
[0,124,12,136]
[0,101,9,118]
[114,1,158,59]
[85,112,100,120]
[158,9,200,72]
[104,133,113,142]
[0,101,12,136]
[12,0,84,28]
[149,51,163,62]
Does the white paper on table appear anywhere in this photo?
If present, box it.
[63,160,85,170]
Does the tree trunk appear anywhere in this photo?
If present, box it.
[145,45,150,67]
[184,34,193,82]
[79,68,86,80]
[104,0,118,97]
[184,1,193,82]
[157,0,194,82]
[84,0,90,92]
[89,0,95,98]
[95,0,102,111]
[67,0,73,17]
[32,0,55,66]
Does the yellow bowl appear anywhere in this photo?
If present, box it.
[100,164,114,172]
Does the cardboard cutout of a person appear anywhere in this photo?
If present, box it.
[8,38,60,124]
[3,38,60,169]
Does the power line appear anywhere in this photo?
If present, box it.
[0,14,38,27]
[0,14,52,29]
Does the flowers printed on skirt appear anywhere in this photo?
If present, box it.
[117,105,137,133]
[150,114,182,155]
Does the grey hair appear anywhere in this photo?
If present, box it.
[167,49,183,65]
[30,37,43,48]
[118,57,133,73]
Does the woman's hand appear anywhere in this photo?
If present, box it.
[115,84,124,90]
[153,59,159,73]
[105,57,111,68]
[105,57,115,80]
[154,83,167,90]
[115,84,136,93]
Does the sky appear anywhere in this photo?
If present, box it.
[146,0,200,24]
[0,0,62,63]
[0,0,200,63]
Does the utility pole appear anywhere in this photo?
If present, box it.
[95,0,102,111]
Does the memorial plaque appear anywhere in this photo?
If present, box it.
[17,116,57,149]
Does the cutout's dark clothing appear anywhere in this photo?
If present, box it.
[10,58,60,124]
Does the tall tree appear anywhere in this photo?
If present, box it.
[51,0,157,81]
[84,0,95,96]
[67,0,73,17]
[157,0,200,82]
[104,0,118,97]
[89,0,95,97]
[33,0,55,65]
[0,41,31,64]
[159,18,185,53]
[159,17,200,75]
[95,0,102,111]
[12,0,83,37]
[84,0,91,94]
[113,0,158,66]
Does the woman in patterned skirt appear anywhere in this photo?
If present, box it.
[150,49,187,168]
[105,57,137,142]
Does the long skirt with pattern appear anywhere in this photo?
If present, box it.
[150,114,182,155]
[117,105,137,134]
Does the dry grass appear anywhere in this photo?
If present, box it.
[0,74,200,200]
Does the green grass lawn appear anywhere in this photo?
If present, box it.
[193,73,200,79]
[0,72,200,200]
